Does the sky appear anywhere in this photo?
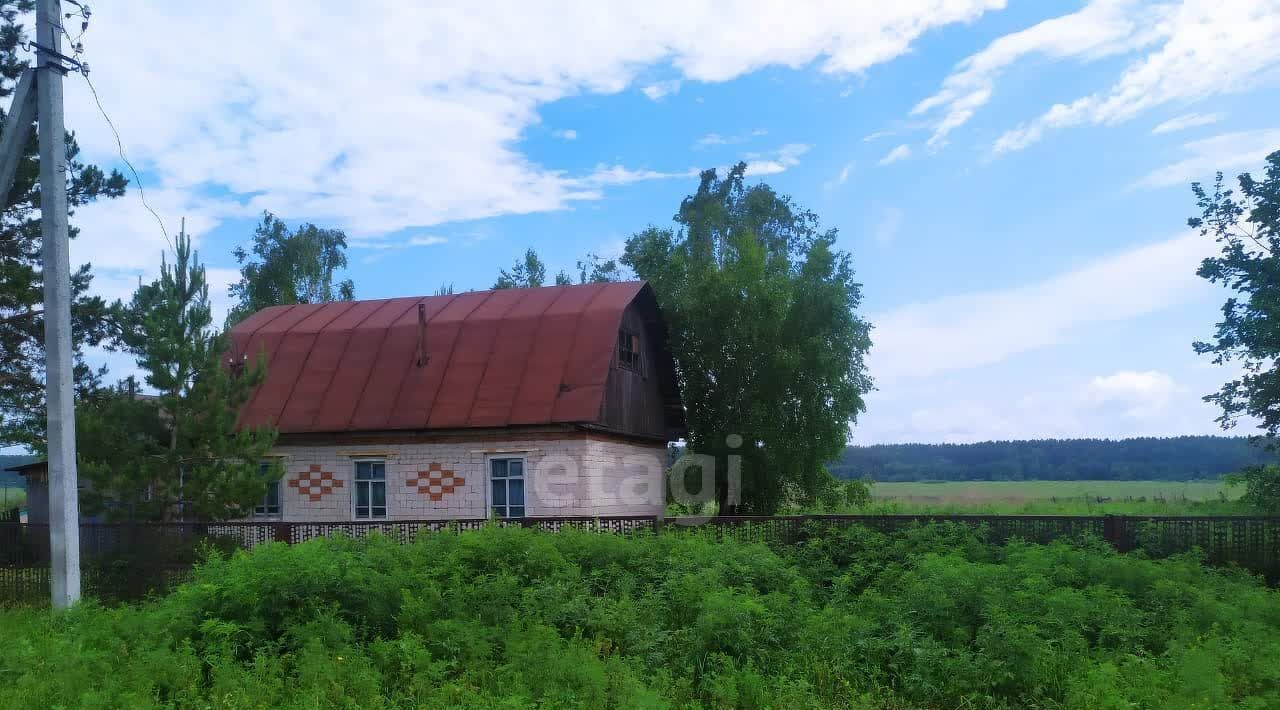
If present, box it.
[33,0,1280,445]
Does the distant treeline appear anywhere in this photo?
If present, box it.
[832,436,1275,482]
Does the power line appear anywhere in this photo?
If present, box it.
[78,70,174,251]
[45,2,175,252]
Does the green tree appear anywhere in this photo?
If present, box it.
[575,252,625,283]
[1193,150,1280,442]
[225,212,354,328]
[1224,464,1280,513]
[494,247,547,289]
[0,0,127,447]
[624,163,872,513]
[91,230,278,520]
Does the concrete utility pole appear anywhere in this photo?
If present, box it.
[36,0,81,608]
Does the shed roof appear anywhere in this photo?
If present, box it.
[228,281,670,435]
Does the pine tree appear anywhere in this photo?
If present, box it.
[84,228,278,520]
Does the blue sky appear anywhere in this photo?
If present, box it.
[48,1,1280,443]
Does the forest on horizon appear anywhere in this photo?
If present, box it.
[832,435,1273,482]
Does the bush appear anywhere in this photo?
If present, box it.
[2,524,1279,707]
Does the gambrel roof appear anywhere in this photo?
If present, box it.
[227,281,684,439]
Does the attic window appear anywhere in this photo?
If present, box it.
[617,329,642,372]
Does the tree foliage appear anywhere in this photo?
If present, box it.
[575,251,624,284]
[624,163,872,513]
[80,231,278,520]
[1224,463,1280,514]
[225,212,354,328]
[1192,150,1280,442]
[0,1,127,447]
[493,247,547,289]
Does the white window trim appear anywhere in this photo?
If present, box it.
[253,461,283,519]
[253,477,283,519]
[484,454,529,519]
[351,457,388,521]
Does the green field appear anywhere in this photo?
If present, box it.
[869,479,1241,515]
[0,485,23,510]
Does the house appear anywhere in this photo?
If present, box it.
[228,281,686,522]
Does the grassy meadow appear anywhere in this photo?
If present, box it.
[867,479,1240,515]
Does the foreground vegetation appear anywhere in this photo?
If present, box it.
[865,480,1241,515]
[3,524,1280,708]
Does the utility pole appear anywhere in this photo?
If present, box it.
[36,0,81,608]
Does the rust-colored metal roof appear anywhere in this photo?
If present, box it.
[228,281,655,434]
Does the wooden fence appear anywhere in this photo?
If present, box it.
[3,514,1279,604]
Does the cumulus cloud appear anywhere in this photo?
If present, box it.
[739,143,808,176]
[55,1,1006,256]
[878,144,912,165]
[552,128,578,140]
[869,231,1216,382]
[1086,369,1180,416]
[1134,128,1280,188]
[854,368,1217,443]
[993,1,1280,154]
[1151,111,1224,134]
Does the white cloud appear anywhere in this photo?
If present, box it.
[855,368,1218,443]
[349,234,450,250]
[552,128,578,140]
[740,143,811,176]
[869,231,1216,382]
[913,0,1155,149]
[1086,369,1179,416]
[54,1,1007,256]
[873,207,904,246]
[1151,111,1225,134]
[695,129,769,149]
[572,164,700,187]
[641,80,682,100]
[1134,128,1280,188]
[823,162,854,191]
[878,144,912,165]
[993,0,1280,154]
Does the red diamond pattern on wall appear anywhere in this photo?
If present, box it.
[407,462,464,502]
[288,464,344,502]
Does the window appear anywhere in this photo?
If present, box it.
[490,457,525,518]
[354,460,387,519]
[254,461,281,517]
[617,329,642,371]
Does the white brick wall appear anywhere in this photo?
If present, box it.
[265,434,667,522]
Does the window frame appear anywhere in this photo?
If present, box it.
[253,461,282,519]
[486,455,528,519]
[351,458,388,520]
[616,328,644,374]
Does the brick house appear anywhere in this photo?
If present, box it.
[228,281,686,522]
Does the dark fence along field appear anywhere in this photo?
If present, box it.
[3,514,1279,604]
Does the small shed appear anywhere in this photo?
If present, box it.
[6,459,47,523]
